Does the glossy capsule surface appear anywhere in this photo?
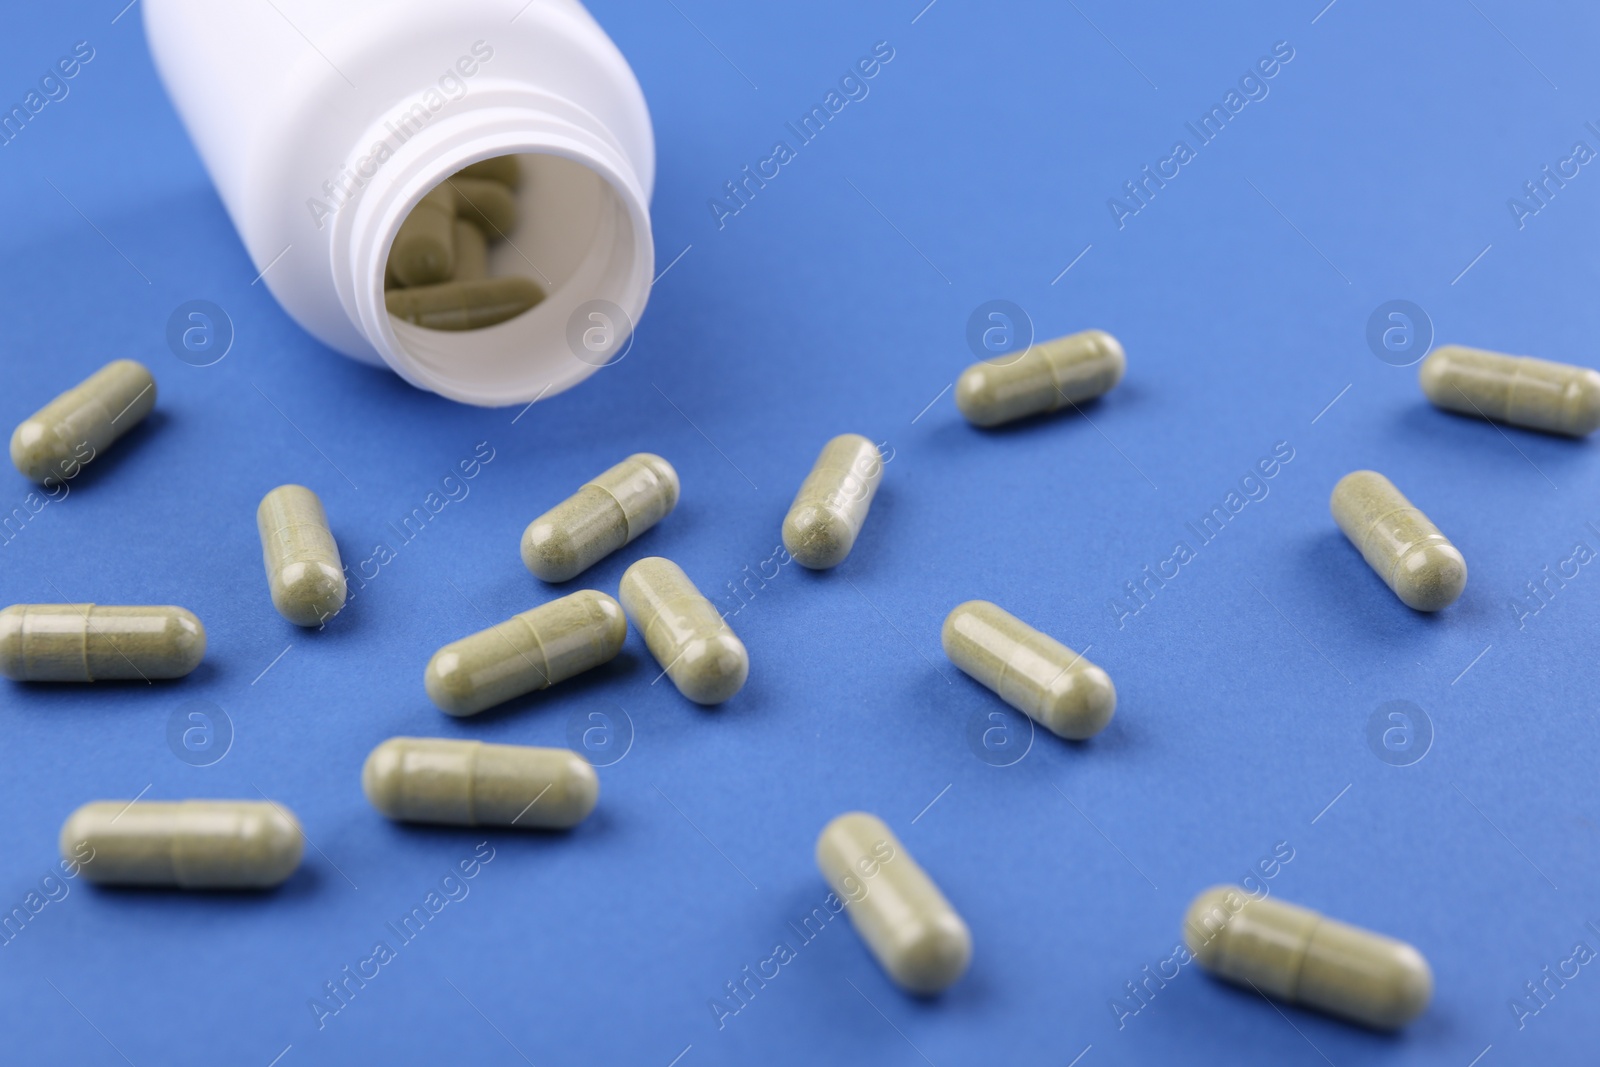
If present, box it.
[955,329,1124,427]
[363,737,598,829]
[389,185,457,286]
[10,359,156,484]
[1184,886,1433,1030]
[1419,344,1600,436]
[942,600,1114,739]
[257,485,346,627]
[0,604,205,681]
[385,276,543,331]
[619,557,747,705]
[424,589,626,717]
[522,453,680,582]
[1330,471,1466,612]
[60,800,303,889]
[449,177,518,236]
[782,434,883,569]
[816,812,971,995]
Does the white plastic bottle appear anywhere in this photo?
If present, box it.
[144,0,655,407]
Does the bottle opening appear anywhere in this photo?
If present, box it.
[376,151,649,407]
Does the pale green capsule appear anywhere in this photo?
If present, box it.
[61,800,303,889]
[816,812,971,995]
[955,329,1124,427]
[10,359,155,484]
[782,434,883,570]
[521,454,679,582]
[941,600,1114,739]
[1184,886,1433,1030]
[1419,345,1600,436]
[389,185,457,286]
[385,276,544,331]
[0,604,205,681]
[457,156,522,188]
[449,177,518,236]
[257,485,346,627]
[424,590,626,717]
[619,557,747,705]
[363,737,597,829]
[452,218,488,282]
[1330,471,1466,612]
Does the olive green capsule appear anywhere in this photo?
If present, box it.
[257,485,346,627]
[363,737,597,829]
[425,589,626,717]
[1184,886,1433,1030]
[61,800,303,889]
[457,155,523,188]
[1330,471,1466,612]
[389,185,457,286]
[385,276,544,331]
[521,453,679,582]
[450,177,518,236]
[941,600,1114,740]
[0,604,205,681]
[1419,344,1600,436]
[10,359,156,484]
[782,434,884,570]
[816,812,971,995]
[955,329,1125,427]
[619,557,747,705]
[452,218,488,282]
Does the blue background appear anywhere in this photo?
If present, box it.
[1,1,1597,1064]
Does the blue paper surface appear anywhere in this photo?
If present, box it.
[1,2,1597,1064]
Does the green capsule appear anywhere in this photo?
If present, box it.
[452,219,488,282]
[782,434,884,570]
[257,485,346,627]
[816,812,971,995]
[61,800,303,889]
[1185,886,1433,1030]
[619,557,747,705]
[385,276,544,331]
[1330,471,1466,612]
[1419,344,1600,436]
[450,177,518,236]
[10,359,155,484]
[0,604,205,681]
[947,327,1126,428]
[389,185,457,286]
[457,155,522,189]
[942,600,1114,739]
[424,589,626,717]
[363,737,597,829]
[955,329,1124,427]
[521,453,680,582]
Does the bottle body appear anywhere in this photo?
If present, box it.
[144,0,655,407]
